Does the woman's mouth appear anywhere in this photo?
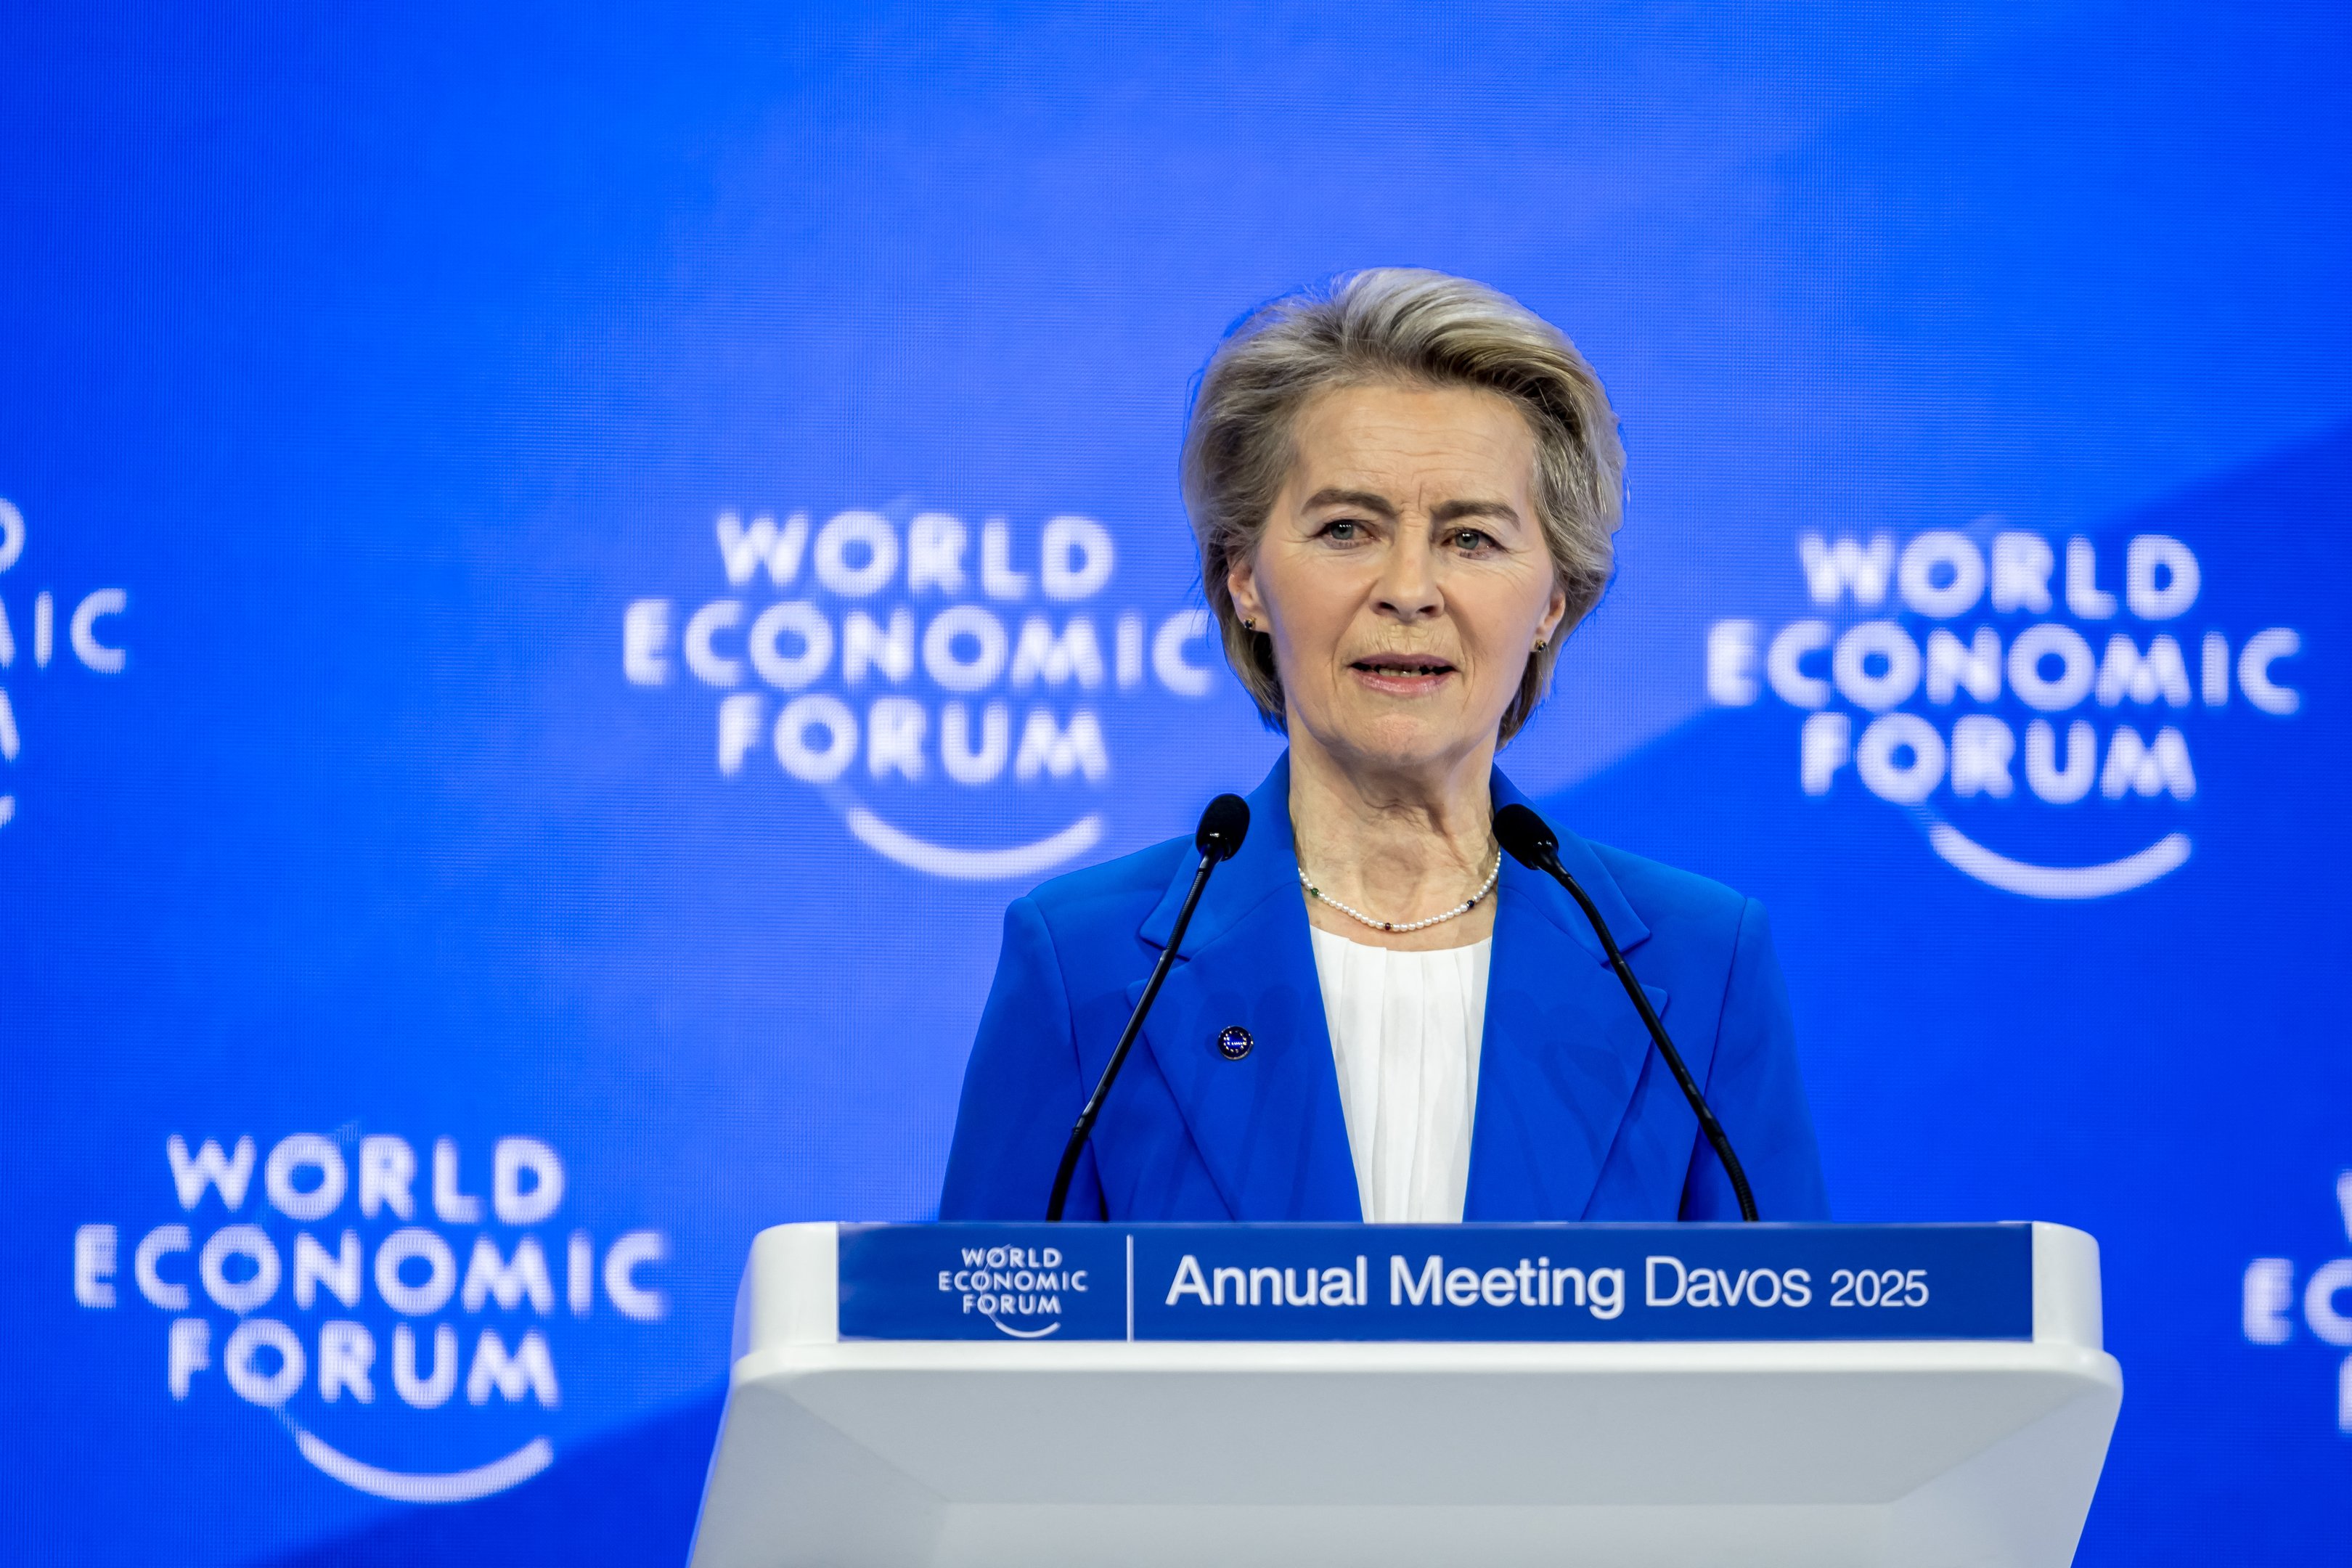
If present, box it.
[1349,654,1456,695]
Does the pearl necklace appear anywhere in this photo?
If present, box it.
[1299,852,1503,935]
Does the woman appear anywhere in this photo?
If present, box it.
[941,269,1827,1224]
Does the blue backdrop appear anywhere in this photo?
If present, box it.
[5,4,2347,1562]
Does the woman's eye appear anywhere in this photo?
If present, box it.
[1450,528,1494,551]
[1323,520,1363,541]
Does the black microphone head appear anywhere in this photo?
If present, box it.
[1493,803,1559,870]
[1194,793,1250,862]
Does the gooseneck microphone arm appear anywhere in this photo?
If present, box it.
[1493,804,1760,1223]
[1046,793,1249,1222]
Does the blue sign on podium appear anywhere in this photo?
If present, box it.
[836,1223,2035,1344]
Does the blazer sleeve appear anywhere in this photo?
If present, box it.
[1679,897,1831,1221]
[938,895,1101,1221]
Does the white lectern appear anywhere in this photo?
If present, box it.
[691,1221,2119,1567]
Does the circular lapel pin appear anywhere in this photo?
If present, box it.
[1216,1025,1253,1061]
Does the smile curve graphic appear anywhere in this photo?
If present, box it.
[979,1304,1063,1339]
[290,1423,554,1504]
[844,806,1104,881]
[1927,824,2192,900]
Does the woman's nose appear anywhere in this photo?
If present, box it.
[1372,533,1444,621]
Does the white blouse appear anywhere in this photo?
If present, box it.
[1307,926,1493,1224]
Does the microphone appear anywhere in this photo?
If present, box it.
[1046,793,1251,1221]
[1493,803,1760,1222]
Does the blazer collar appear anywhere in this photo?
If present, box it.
[1485,767,1649,965]
[1138,754,1303,956]
[1133,754,1359,1219]
[1467,780,1669,1220]
[1132,752,1667,1222]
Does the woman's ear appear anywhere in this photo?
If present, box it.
[1227,555,1264,628]
[1537,580,1569,645]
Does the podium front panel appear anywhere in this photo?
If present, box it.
[693,1222,2119,1568]
[836,1221,2036,1343]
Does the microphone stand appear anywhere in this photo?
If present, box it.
[1498,806,1760,1222]
[1046,796,1246,1221]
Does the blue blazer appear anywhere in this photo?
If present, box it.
[940,756,1829,1223]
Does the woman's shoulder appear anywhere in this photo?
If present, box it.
[1577,836,1762,954]
[1014,830,1197,936]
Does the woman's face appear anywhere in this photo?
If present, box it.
[1229,380,1568,778]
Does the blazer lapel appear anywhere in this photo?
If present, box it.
[1135,757,1362,1221]
[1465,769,1669,1221]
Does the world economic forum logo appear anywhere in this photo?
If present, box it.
[74,1132,671,1504]
[1707,526,2303,899]
[2243,1172,2352,1433]
[0,496,132,830]
[937,1242,1090,1338]
[622,507,1218,879]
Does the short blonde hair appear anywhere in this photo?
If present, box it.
[1180,269,1625,742]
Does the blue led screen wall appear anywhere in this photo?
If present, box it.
[2,4,2347,1563]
